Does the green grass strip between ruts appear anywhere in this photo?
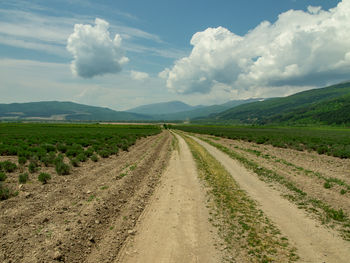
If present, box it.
[182,133,299,262]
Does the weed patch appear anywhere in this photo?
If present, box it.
[18,156,27,165]
[90,154,98,162]
[70,158,79,167]
[0,161,17,173]
[55,161,70,175]
[38,173,51,184]
[87,195,95,202]
[18,173,29,184]
[28,161,38,173]
[0,172,7,182]
[0,183,10,200]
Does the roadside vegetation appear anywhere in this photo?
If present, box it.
[173,125,350,158]
[226,143,350,195]
[195,135,350,241]
[182,134,298,262]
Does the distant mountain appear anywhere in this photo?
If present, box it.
[0,99,264,122]
[151,99,262,120]
[220,99,265,108]
[127,101,201,115]
[0,101,151,121]
[213,82,350,125]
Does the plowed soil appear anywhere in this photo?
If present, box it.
[0,131,172,263]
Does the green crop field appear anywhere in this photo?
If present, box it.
[0,123,161,162]
[172,125,350,158]
[0,123,161,199]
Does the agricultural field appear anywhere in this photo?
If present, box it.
[1,123,350,262]
[172,125,350,158]
[0,123,161,199]
[0,123,172,262]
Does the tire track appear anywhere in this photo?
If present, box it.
[191,135,350,263]
[117,133,221,263]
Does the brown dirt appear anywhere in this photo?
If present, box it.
[201,135,350,216]
[192,135,350,263]
[207,136,350,184]
[0,131,172,263]
[116,133,221,263]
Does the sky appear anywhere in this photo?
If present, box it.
[0,0,349,110]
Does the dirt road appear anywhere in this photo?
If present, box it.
[3,129,349,262]
[117,134,220,263]
[191,135,350,263]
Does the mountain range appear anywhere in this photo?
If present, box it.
[126,99,262,120]
[0,99,260,122]
[0,101,150,121]
[1,81,349,125]
[212,81,350,125]
[126,101,202,115]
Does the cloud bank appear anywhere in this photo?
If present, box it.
[67,18,129,78]
[130,70,149,80]
[160,0,350,95]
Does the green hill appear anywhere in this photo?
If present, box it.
[214,82,350,125]
[0,99,263,122]
[127,101,200,115]
[0,101,151,121]
[269,93,350,125]
[151,99,261,120]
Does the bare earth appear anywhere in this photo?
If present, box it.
[117,133,221,263]
[0,131,171,263]
[191,135,350,263]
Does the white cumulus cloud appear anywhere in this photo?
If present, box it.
[160,0,350,96]
[67,18,129,78]
[130,70,150,80]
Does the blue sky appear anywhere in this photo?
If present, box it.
[1,0,348,110]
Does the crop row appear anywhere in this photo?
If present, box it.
[172,125,350,158]
[0,123,161,200]
[0,123,160,161]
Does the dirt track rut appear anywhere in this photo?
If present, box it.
[117,133,220,263]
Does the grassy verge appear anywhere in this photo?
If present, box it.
[197,135,350,241]
[170,132,180,152]
[182,134,298,262]
[172,124,350,159]
[230,143,350,194]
